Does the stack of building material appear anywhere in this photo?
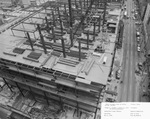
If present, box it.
[51,51,61,57]
[27,51,42,60]
[67,50,87,59]
[52,42,70,52]
[13,48,25,54]
[81,58,95,75]
[23,40,36,45]
[84,59,95,75]
[57,57,79,67]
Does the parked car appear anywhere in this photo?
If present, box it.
[138,62,143,70]
[107,77,112,82]
[106,98,115,102]
[135,21,142,25]
[135,69,140,74]
[135,12,138,15]
[136,31,140,38]
[124,6,126,10]
[137,37,140,42]
[137,46,140,52]
[116,69,121,79]
[137,43,140,47]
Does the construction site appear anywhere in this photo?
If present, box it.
[0,0,123,119]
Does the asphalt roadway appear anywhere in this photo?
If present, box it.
[120,0,137,102]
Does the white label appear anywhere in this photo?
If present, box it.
[101,102,150,119]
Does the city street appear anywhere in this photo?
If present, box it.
[120,0,137,102]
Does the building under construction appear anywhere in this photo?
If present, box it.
[0,0,122,119]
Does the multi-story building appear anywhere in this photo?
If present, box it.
[0,0,121,118]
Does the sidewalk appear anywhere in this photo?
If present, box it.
[135,21,149,102]
[137,49,149,102]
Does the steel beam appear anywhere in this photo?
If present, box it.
[87,30,89,49]
[75,0,77,5]
[80,0,83,13]
[78,40,81,61]
[29,86,37,101]
[61,38,66,58]
[52,9,56,26]
[93,22,96,41]
[98,16,101,32]
[15,82,24,97]
[2,78,13,92]
[70,27,73,46]
[11,29,15,36]
[94,88,102,119]
[45,16,50,33]
[45,17,49,27]
[75,82,80,117]
[37,24,47,54]
[74,0,95,35]
[40,34,47,54]
[37,24,42,35]
[57,7,63,35]
[77,102,80,117]
[103,0,107,26]
[68,0,73,27]
[87,0,88,7]
[59,96,63,110]
[44,92,49,105]
[26,32,34,51]
[51,25,56,43]
[11,7,45,30]
[64,4,68,17]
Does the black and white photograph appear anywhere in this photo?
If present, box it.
[0,0,149,119]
